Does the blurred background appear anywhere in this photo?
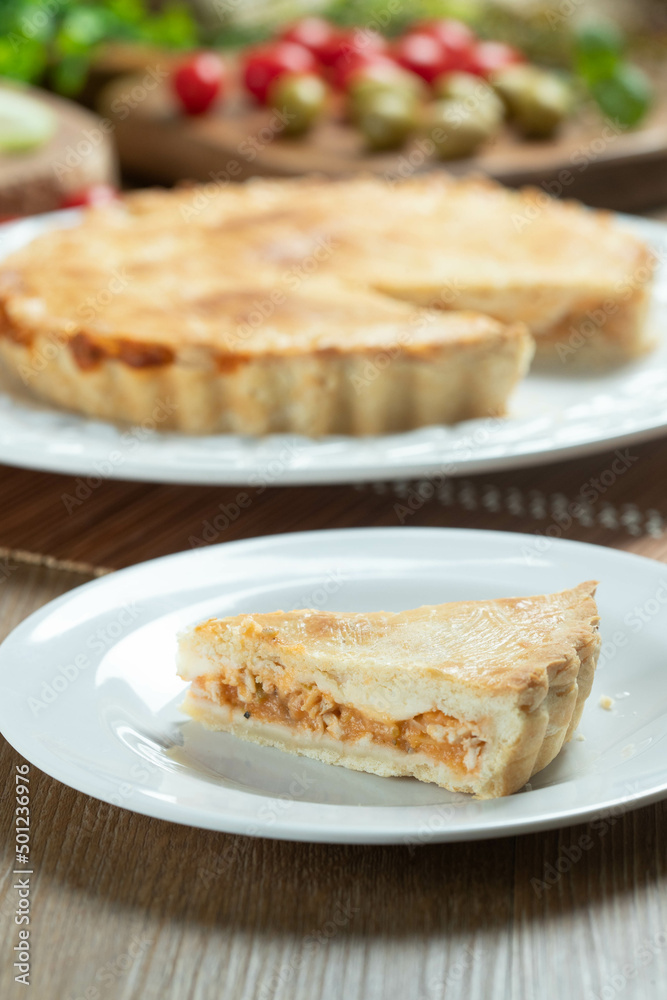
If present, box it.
[1,0,666,217]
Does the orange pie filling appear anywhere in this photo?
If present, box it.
[190,673,487,774]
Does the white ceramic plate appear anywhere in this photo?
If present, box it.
[0,212,667,485]
[1,527,666,844]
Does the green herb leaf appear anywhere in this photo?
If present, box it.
[589,63,652,129]
[574,21,624,83]
[0,36,48,83]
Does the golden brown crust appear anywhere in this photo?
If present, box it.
[0,319,532,434]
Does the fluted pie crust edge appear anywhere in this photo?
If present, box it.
[0,321,533,435]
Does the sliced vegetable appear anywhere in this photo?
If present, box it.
[0,89,56,152]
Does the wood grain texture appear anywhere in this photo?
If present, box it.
[1,440,667,998]
[0,554,666,1000]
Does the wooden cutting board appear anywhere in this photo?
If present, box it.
[97,69,667,211]
[0,83,118,217]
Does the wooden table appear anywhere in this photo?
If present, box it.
[1,429,667,1000]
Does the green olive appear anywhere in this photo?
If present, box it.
[424,98,500,160]
[357,90,418,151]
[492,65,572,138]
[347,71,424,125]
[433,71,492,103]
[349,70,425,104]
[269,72,328,136]
[433,73,505,133]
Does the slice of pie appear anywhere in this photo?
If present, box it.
[177,582,600,798]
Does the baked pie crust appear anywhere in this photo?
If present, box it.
[177,582,600,798]
[0,264,532,435]
[0,173,652,435]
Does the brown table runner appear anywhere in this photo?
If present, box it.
[1,433,667,1000]
[1,433,667,569]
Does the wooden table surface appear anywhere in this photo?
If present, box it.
[2,198,667,1000]
[1,428,667,1000]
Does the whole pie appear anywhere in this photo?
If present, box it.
[0,173,652,435]
[177,582,600,798]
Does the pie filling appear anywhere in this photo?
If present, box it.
[190,673,486,773]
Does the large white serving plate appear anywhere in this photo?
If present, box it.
[1,527,666,844]
[0,212,666,485]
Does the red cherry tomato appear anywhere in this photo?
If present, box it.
[60,185,118,209]
[280,17,337,60]
[333,52,400,91]
[412,18,476,72]
[242,41,317,104]
[393,31,447,85]
[172,52,225,115]
[318,28,388,70]
[466,40,524,78]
